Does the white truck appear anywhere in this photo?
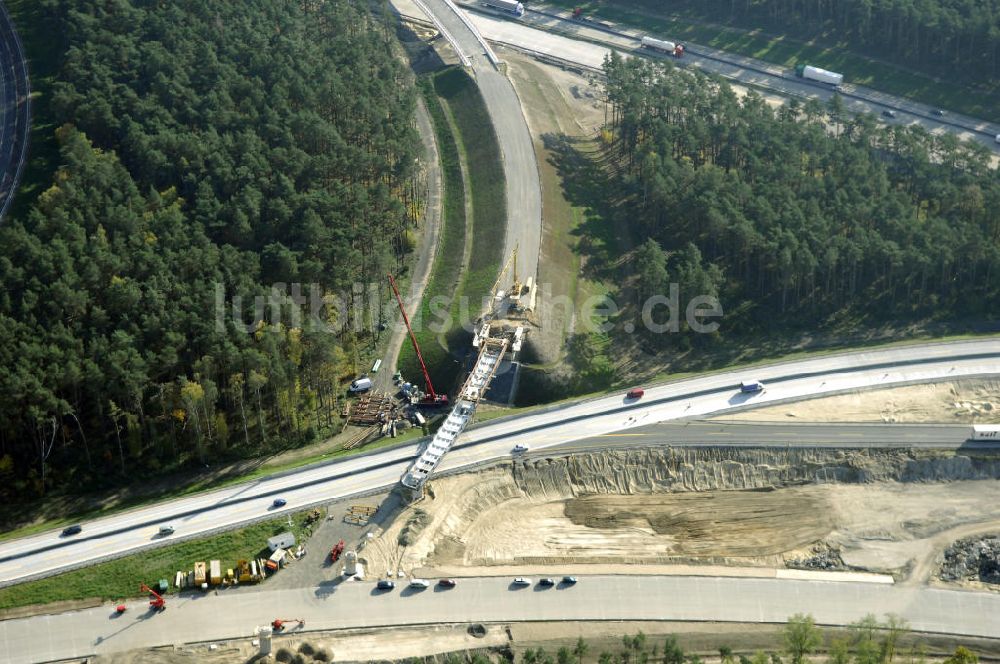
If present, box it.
[641,35,685,57]
[970,425,1000,441]
[794,63,844,86]
[485,0,524,16]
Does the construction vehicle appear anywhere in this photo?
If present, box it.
[329,539,345,563]
[139,583,166,611]
[388,274,449,408]
[271,618,305,632]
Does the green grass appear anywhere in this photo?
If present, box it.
[433,68,507,311]
[543,0,1000,123]
[0,511,315,611]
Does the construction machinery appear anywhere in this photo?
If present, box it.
[388,274,449,408]
[271,618,305,632]
[139,583,166,612]
[329,539,345,563]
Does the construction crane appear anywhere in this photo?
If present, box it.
[329,539,345,563]
[139,583,166,612]
[272,618,305,631]
[388,274,449,408]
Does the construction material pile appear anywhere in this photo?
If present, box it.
[940,535,1000,585]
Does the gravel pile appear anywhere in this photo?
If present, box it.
[940,535,1000,584]
[786,544,846,571]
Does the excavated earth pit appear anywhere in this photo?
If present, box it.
[361,447,1000,587]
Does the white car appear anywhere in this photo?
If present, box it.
[512,577,532,586]
[409,578,430,588]
[512,444,529,454]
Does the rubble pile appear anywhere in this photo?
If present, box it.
[940,535,1000,584]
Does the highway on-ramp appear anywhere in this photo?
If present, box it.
[0,339,998,587]
[3,574,1000,663]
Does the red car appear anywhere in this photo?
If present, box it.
[438,578,457,588]
[626,388,644,400]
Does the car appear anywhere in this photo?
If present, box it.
[512,444,529,454]
[562,576,578,584]
[409,578,430,588]
[61,524,82,537]
[377,580,395,590]
[882,110,897,119]
[158,525,175,536]
[512,577,532,586]
[539,578,555,586]
[272,498,287,508]
[932,109,945,117]
[438,578,457,588]
[626,388,645,400]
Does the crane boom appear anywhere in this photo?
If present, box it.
[388,274,446,406]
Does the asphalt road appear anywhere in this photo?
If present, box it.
[1,339,999,587]
[457,5,1000,154]
[4,574,1000,663]
[415,0,542,288]
[0,2,30,222]
[559,421,979,452]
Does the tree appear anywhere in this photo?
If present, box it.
[575,637,590,664]
[784,614,822,664]
[942,647,978,664]
[719,646,734,664]
[559,648,574,664]
[663,636,685,664]
[880,615,909,664]
[828,638,851,664]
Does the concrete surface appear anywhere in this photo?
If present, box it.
[3,574,999,663]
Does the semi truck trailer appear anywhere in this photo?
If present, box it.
[794,64,843,86]
[641,35,685,57]
[485,0,524,16]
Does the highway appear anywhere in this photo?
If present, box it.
[445,3,1000,154]
[0,1,30,222]
[1,338,998,587]
[4,573,1000,663]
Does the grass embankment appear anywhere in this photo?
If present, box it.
[401,68,506,391]
[0,511,314,611]
[545,0,1000,123]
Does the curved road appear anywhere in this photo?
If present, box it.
[4,574,1000,663]
[413,0,542,286]
[1,339,998,587]
[0,1,30,222]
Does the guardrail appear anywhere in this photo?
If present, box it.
[412,0,472,67]
[441,0,500,68]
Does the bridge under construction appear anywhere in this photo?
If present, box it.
[400,248,535,497]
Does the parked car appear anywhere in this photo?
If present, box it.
[626,388,645,400]
[409,578,430,588]
[512,444,529,454]
[562,576,578,585]
[158,525,175,536]
[882,109,897,119]
[512,577,532,586]
[272,498,287,508]
[438,578,457,588]
[539,578,555,586]
[61,524,82,537]
[377,580,395,590]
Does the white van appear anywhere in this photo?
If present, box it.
[349,376,373,393]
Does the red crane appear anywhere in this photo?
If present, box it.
[387,274,449,408]
[272,618,305,631]
[139,583,166,611]
[329,539,345,563]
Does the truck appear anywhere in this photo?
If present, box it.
[641,36,685,57]
[485,0,524,16]
[209,560,222,585]
[970,425,1000,441]
[193,561,207,587]
[794,64,843,86]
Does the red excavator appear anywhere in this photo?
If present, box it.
[139,583,166,612]
[329,539,345,563]
[388,274,449,408]
[272,618,305,632]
